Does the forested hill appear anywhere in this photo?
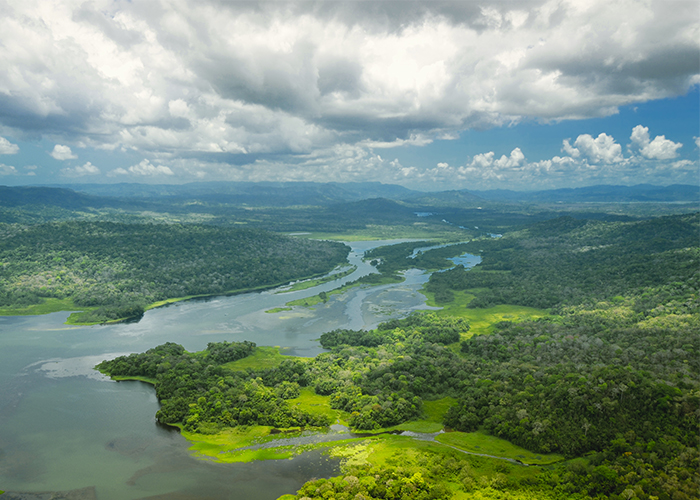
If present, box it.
[0,221,349,323]
[427,212,699,309]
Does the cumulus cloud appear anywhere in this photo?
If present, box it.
[61,162,100,177]
[50,145,77,160]
[109,159,173,177]
[630,125,683,160]
[562,133,623,164]
[401,122,697,190]
[469,152,495,169]
[0,137,19,154]
[464,148,526,170]
[494,148,526,169]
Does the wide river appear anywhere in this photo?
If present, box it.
[0,240,480,500]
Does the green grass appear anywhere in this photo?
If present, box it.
[286,294,327,307]
[109,375,158,385]
[349,434,555,493]
[276,266,357,293]
[265,307,293,313]
[423,290,547,337]
[0,297,88,317]
[394,421,445,433]
[182,425,285,462]
[287,388,350,425]
[436,431,564,465]
[182,424,364,463]
[389,397,457,433]
[423,396,457,422]
[222,346,304,372]
[285,273,406,308]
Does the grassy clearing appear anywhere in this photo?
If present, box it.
[222,346,303,372]
[181,425,286,462]
[265,307,293,314]
[394,421,445,433]
[0,297,88,317]
[182,425,364,463]
[286,294,327,307]
[287,388,350,425]
[424,397,457,423]
[423,290,547,337]
[109,375,158,385]
[436,431,564,465]
[390,397,457,433]
[356,434,551,490]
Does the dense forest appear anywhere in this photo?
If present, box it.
[0,221,349,322]
[426,213,699,310]
[95,210,699,500]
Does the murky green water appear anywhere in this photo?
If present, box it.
[0,240,477,499]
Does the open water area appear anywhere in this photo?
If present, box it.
[0,240,479,499]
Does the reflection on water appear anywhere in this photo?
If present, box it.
[0,240,477,499]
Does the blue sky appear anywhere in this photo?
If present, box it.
[0,0,698,191]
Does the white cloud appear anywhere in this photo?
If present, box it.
[109,159,173,177]
[469,152,496,168]
[562,139,580,158]
[61,161,100,177]
[463,148,526,172]
[0,164,17,175]
[563,133,623,164]
[411,123,697,190]
[0,137,19,155]
[0,0,696,171]
[494,148,525,169]
[50,144,77,160]
[668,159,694,170]
[630,125,682,160]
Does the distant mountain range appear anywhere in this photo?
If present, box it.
[50,181,417,206]
[1,182,697,210]
[470,184,699,203]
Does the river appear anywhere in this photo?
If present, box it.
[0,240,479,499]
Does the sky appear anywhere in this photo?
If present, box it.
[0,0,698,191]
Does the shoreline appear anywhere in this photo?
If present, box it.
[0,267,346,326]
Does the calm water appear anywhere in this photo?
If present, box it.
[0,241,479,499]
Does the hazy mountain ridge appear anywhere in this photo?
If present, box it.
[1,183,696,217]
[470,184,699,203]
[52,181,419,205]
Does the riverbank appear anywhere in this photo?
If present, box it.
[0,267,349,326]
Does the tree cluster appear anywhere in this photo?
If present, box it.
[97,341,329,433]
[0,221,349,321]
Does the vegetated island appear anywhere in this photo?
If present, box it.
[97,212,699,500]
[0,221,350,324]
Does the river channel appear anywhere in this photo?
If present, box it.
[0,240,479,500]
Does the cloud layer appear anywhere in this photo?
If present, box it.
[404,124,696,189]
[0,0,698,187]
